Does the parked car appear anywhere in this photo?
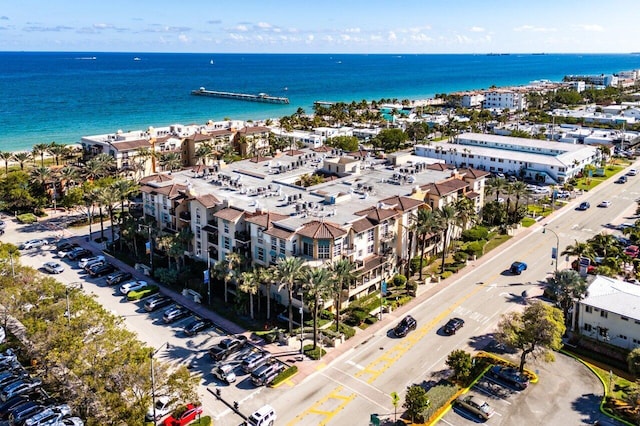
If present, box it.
[7,401,45,425]
[455,395,495,420]
[24,407,63,426]
[488,365,529,390]
[241,352,271,373]
[577,201,590,211]
[88,263,117,277]
[208,336,248,361]
[119,280,148,295]
[105,271,132,286]
[145,395,172,422]
[1,378,43,401]
[393,315,417,338]
[250,363,284,387]
[144,295,172,312]
[624,245,639,258]
[443,317,465,335]
[510,261,527,275]
[67,248,92,261]
[19,239,48,250]
[184,318,213,336]
[246,405,277,426]
[78,255,105,269]
[212,364,237,384]
[58,417,84,426]
[162,403,203,426]
[162,305,190,323]
[42,262,64,274]
[56,243,79,258]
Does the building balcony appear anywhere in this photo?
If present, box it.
[379,231,394,242]
[235,231,251,244]
[179,211,191,221]
[169,208,176,216]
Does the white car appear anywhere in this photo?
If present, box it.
[20,239,48,250]
[43,261,64,274]
[628,168,637,176]
[145,395,172,422]
[0,220,5,230]
[119,280,148,295]
[0,326,5,344]
[78,255,105,269]
[598,200,612,208]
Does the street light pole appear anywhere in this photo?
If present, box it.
[543,225,560,273]
[65,282,83,326]
[298,289,304,355]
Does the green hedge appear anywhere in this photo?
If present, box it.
[303,345,326,360]
[16,213,37,224]
[422,381,459,421]
[127,285,159,301]
[271,365,298,386]
[461,225,489,241]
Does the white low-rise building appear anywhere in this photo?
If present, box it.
[577,276,640,350]
[414,132,600,184]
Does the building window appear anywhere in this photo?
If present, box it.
[318,241,330,259]
[195,226,201,240]
[585,306,593,313]
[279,239,286,254]
[303,241,313,257]
[223,221,229,234]
[367,243,374,254]
[583,323,592,332]
[271,239,277,252]
[367,229,374,243]
[223,236,231,250]
[195,208,201,225]
[257,247,265,262]
[334,239,343,257]
[600,310,608,318]
[619,335,628,340]
[621,316,629,321]
[292,240,297,255]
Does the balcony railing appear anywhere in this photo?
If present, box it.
[179,211,191,221]
[235,231,251,243]
[379,231,394,242]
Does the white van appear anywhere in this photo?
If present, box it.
[246,404,276,426]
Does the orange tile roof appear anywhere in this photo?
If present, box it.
[297,220,347,239]
[378,195,424,212]
[354,206,399,223]
[195,194,221,208]
[245,211,289,227]
[213,207,245,222]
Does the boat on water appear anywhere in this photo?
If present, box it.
[210,59,214,65]
[134,57,141,61]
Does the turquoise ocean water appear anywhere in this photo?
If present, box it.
[1,52,640,151]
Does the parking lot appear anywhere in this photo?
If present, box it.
[5,218,288,425]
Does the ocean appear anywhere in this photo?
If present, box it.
[1,52,640,152]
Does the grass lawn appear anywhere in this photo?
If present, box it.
[588,362,635,400]
[574,164,626,191]
[484,233,511,252]
[521,217,537,227]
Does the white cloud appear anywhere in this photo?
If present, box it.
[410,33,432,42]
[306,34,314,42]
[470,26,485,32]
[387,31,397,41]
[256,22,271,29]
[178,34,188,43]
[574,24,604,32]
[345,27,360,33]
[513,24,557,33]
[93,23,113,30]
[234,24,248,32]
[455,34,473,44]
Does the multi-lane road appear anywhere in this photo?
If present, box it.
[6,163,639,426]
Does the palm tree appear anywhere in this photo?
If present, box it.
[510,181,528,219]
[485,177,508,203]
[273,257,307,335]
[84,154,115,180]
[59,165,80,192]
[47,142,67,166]
[136,147,157,175]
[159,152,182,172]
[194,142,215,166]
[436,205,457,273]
[545,269,587,330]
[111,178,139,218]
[0,152,13,174]
[239,269,260,319]
[589,233,621,259]
[328,259,356,334]
[221,252,242,304]
[561,240,595,263]
[413,208,438,280]
[454,197,477,231]
[32,143,50,167]
[29,166,53,196]
[303,267,332,350]
[12,152,31,170]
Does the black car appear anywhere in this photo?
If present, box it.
[443,317,465,335]
[88,263,117,277]
[8,401,46,425]
[488,365,529,390]
[67,248,92,261]
[393,315,417,337]
[105,271,133,286]
[184,318,213,336]
[55,241,78,252]
[577,201,590,211]
[0,395,32,418]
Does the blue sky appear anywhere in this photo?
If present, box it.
[1,0,638,53]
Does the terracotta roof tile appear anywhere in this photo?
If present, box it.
[420,178,468,196]
[350,217,375,233]
[264,226,295,240]
[213,207,245,222]
[354,206,399,223]
[297,220,347,239]
[195,194,221,208]
[111,139,150,152]
[457,167,491,179]
[245,211,289,227]
[238,125,270,135]
[378,195,424,212]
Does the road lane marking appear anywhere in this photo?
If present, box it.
[345,360,364,370]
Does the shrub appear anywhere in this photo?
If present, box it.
[406,280,418,296]
[422,382,458,422]
[345,308,369,326]
[453,251,469,263]
[327,323,356,339]
[271,365,298,386]
[392,274,407,287]
[364,315,378,325]
[410,256,427,274]
[319,309,335,320]
[189,417,212,426]
[464,240,486,257]
[446,350,473,382]
[127,285,159,301]
[440,271,453,280]
[16,213,37,224]
[461,225,489,241]
[303,345,326,360]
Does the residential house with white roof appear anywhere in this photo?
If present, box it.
[577,275,640,350]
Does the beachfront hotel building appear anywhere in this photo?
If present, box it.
[414,132,600,184]
[482,89,527,111]
[137,146,489,310]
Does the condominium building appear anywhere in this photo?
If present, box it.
[138,146,489,309]
[482,89,527,111]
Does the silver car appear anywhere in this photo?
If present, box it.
[455,395,495,420]
[43,262,64,274]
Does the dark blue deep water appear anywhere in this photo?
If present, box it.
[1,52,640,151]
